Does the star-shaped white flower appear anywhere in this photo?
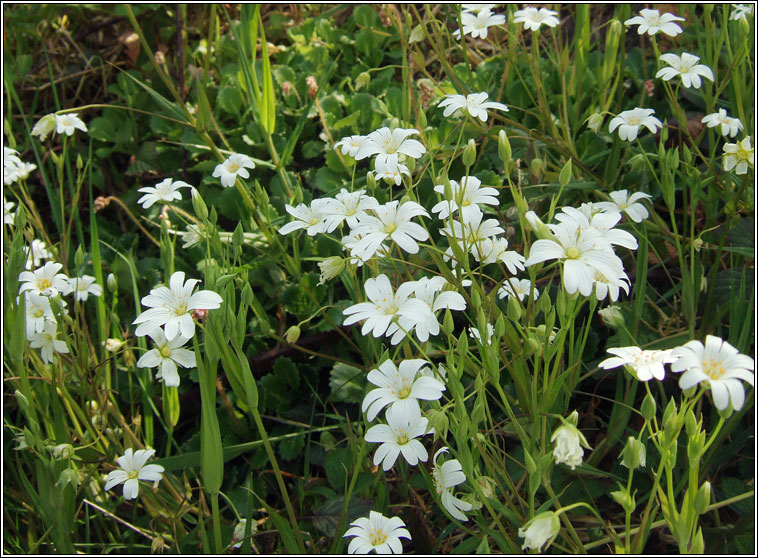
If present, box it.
[24,239,53,270]
[624,8,684,36]
[723,136,754,175]
[671,335,755,411]
[362,359,445,421]
[24,292,55,338]
[599,346,678,381]
[4,197,16,225]
[702,109,744,138]
[373,157,410,186]
[454,8,506,39]
[594,190,652,223]
[730,4,753,21]
[137,178,192,209]
[354,127,425,173]
[278,199,332,236]
[323,189,379,232]
[393,276,466,344]
[334,135,368,158]
[513,7,560,31]
[349,200,430,260]
[364,405,430,470]
[432,447,473,522]
[28,321,69,364]
[432,175,500,219]
[608,108,663,141]
[18,262,69,297]
[212,153,255,187]
[137,328,196,387]
[655,53,714,89]
[498,278,539,302]
[54,113,88,136]
[104,448,165,500]
[342,274,416,339]
[343,510,411,554]
[64,275,103,302]
[437,92,508,122]
[133,271,223,340]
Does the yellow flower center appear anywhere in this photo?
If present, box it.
[228,162,240,173]
[381,138,399,154]
[128,470,140,479]
[702,359,725,379]
[369,528,387,546]
[398,385,411,399]
[384,223,397,234]
[627,115,641,126]
[37,278,52,290]
[565,246,580,259]
[396,433,409,445]
[32,307,45,318]
[159,345,172,358]
[175,302,188,316]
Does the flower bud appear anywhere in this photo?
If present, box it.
[366,171,377,191]
[425,408,449,441]
[462,139,477,167]
[694,481,711,515]
[611,486,636,513]
[530,158,544,179]
[558,158,572,187]
[103,338,124,353]
[518,511,560,553]
[409,23,424,43]
[31,114,56,141]
[417,107,427,129]
[191,188,209,222]
[524,210,553,240]
[106,273,117,292]
[476,475,497,499]
[442,308,454,335]
[355,72,371,91]
[52,443,75,460]
[498,129,512,164]
[620,436,646,470]
[56,468,80,489]
[641,391,657,421]
[586,112,604,133]
[285,325,301,344]
[598,305,625,328]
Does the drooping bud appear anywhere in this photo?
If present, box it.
[462,138,477,167]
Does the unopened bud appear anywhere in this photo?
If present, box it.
[425,408,449,440]
[530,158,544,179]
[620,436,646,470]
[306,76,318,98]
[558,159,572,187]
[498,129,512,164]
[462,139,477,167]
[641,392,657,421]
[356,72,371,91]
[285,325,301,344]
[103,338,124,352]
[586,112,604,133]
[191,188,209,222]
[694,481,711,515]
[598,306,624,328]
[106,273,117,292]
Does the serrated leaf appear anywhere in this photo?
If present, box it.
[217,85,243,116]
[324,447,352,491]
[720,476,754,515]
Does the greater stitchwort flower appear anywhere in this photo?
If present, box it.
[722,136,754,175]
[343,511,411,554]
[437,92,508,122]
[212,153,255,187]
[513,7,560,31]
[551,411,591,470]
[334,135,367,158]
[599,346,677,381]
[655,53,714,89]
[365,405,430,470]
[432,447,472,522]
[432,175,500,219]
[608,108,663,141]
[104,448,165,500]
[136,328,196,387]
[454,8,505,39]
[624,8,684,36]
[362,359,445,421]
[349,200,430,260]
[594,190,652,223]
[730,4,754,21]
[18,262,69,297]
[702,109,744,138]
[498,278,539,302]
[28,321,69,364]
[278,199,332,236]
[54,113,88,136]
[671,335,755,411]
[342,274,415,338]
[519,511,561,552]
[133,271,223,340]
[354,127,425,175]
[137,178,192,209]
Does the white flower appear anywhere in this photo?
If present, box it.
[28,321,69,364]
[372,157,410,186]
[441,206,505,265]
[461,4,497,14]
[212,153,255,187]
[278,199,332,236]
[25,292,55,338]
[323,189,379,231]
[64,275,103,302]
[393,276,466,344]
[723,136,754,175]
[592,265,630,302]
[349,201,430,261]
[136,178,192,209]
[364,404,430,470]
[608,108,663,141]
[599,346,677,381]
[624,8,684,36]
[432,175,500,219]
[594,190,652,223]
[103,338,125,352]
[730,4,754,21]
[343,274,416,339]
[354,127,426,173]
[468,323,494,345]
[4,198,16,225]
[133,271,223,341]
[518,511,561,552]
[555,207,638,251]
[362,359,445,421]
[341,230,391,266]
[513,7,560,31]
[335,135,367,158]
[24,239,53,270]
[525,220,624,297]
[476,237,526,273]
[54,113,88,136]
[136,328,196,387]
[18,262,69,297]
[31,114,56,141]
[104,448,165,500]
[318,256,345,285]
[437,92,508,122]
[597,306,625,328]
[181,224,205,248]
[586,112,604,133]
[655,53,714,89]
[343,510,411,554]
[671,335,755,411]
[432,447,473,522]
[551,411,591,470]
[454,8,506,39]
[498,278,539,302]
[702,109,744,138]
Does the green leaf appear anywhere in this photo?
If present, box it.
[217,85,243,116]
[328,363,364,404]
[258,11,276,135]
[324,447,352,491]
[313,495,374,537]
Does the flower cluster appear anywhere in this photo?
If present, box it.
[4,146,37,186]
[454,6,505,39]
